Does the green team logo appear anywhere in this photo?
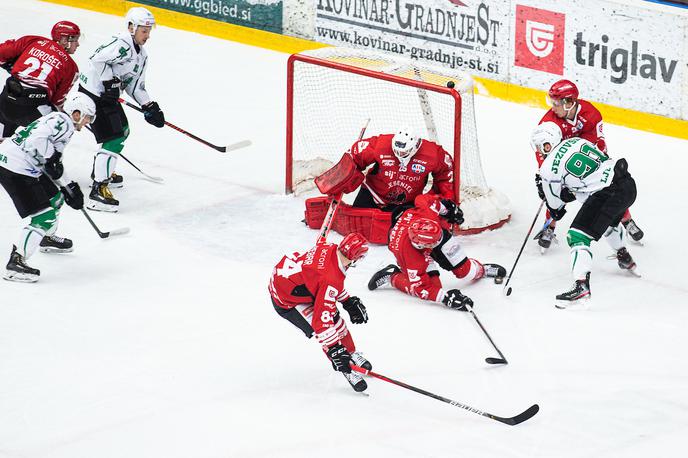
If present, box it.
[564,144,609,179]
[0,153,7,164]
[12,120,39,146]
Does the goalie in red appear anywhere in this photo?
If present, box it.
[367,193,506,309]
[533,79,644,251]
[269,232,372,392]
[304,126,456,243]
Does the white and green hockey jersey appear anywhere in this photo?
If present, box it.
[79,32,151,106]
[0,111,74,178]
[539,137,618,210]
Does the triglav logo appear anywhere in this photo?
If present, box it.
[514,5,565,75]
[525,20,555,58]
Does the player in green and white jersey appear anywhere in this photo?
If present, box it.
[0,93,95,282]
[531,122,638,307]
[78,6,165,212]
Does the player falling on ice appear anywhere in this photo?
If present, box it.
[78,7,165,212]
[269,233,372,392]
[531,122,639,308]
[533,79,644,252]
[368,193,506,309]
[0,93,95,282]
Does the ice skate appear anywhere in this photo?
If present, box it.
[483,263,506,283]
[88,181,119,212]
[622,218,644,243]
[39,235,73,253]
[368,264,401,290]
[91,171,124,189]
[616,247,640,277]
[555,273,591,309]
[342,370,367,392]
[3,245,40,283]
[534,226,557,254]
[350,351,372,371]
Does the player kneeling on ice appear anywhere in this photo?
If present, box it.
[368,193,505,309]
[531,122,638,307]
[0,93,95,282]
[269,233,372,392]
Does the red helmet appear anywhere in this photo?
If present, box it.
[548,79,579,101]
[338,232,369,262]
[408,218,443,249]
[51,21,81,41]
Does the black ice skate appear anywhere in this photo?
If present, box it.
[368,264,401,290]
[343,370,368,392]
[3,245,40,283]
[616,247,639,276]
[483,263,507,283]
[622,218,644,242]
[39,235,73,253]
[91,171,124,189]
[350,351,372,371]
[88,181,119,212]
[534,226,557,253]
[555,273,591,309]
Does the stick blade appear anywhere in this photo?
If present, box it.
[492,404,539,426]
[485,357,508,365]
[220,140,252,153]
[102,227,130,238]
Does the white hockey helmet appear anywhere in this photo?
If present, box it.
[530,121,563,156]
[63,93,96,122]
[126,7,155,32]
[392,126,422,166]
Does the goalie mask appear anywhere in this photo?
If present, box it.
[392,127,422,167]
[530,122,562,156]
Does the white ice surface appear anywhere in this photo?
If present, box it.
[1,1,687,457]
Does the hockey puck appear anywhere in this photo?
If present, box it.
[506,287,512,296]
[494,276,504,284]
[447,80,455,88]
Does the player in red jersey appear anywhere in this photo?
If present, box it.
[367,193,505,308]
[533,80,644,251]
[0,21,81,137]
[269,233,372,392]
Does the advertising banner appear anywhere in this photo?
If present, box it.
[510,0,685,117]
[313,0,511,80]
[138,0,283,33]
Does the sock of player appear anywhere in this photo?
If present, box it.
[451,258,484,283]
[604,224,625,252]
[567,229,594,281]
[93,150,119,182]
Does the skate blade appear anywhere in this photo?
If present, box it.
[555,296,591,310]
[39,247,74,254]
[626,267,641,278]
[87,202,119,213]
[3,271,39,283]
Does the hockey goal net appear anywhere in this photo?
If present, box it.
[286,47,510,233]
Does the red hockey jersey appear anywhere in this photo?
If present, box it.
[537,99,606,166]
[0,36,78,107]
[350,134,454,206]
[269,243,350,338]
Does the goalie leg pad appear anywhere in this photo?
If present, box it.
[304,196,331,229]
[331,203,392,244]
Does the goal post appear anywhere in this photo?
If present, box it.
[286,47,510,234]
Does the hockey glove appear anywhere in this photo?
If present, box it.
[44,153,64,180]
[101,78,121,103]
[440,199,464,225]
[535,173,545,201]
[560,187,576,203]
[442,289,473,311]
[61,181,84,210]
[547,204,567,221]
[143,101,165,128]
[342,296,368,324]
[327,343,352,373]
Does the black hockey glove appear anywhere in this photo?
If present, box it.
[535,173,545,201]
[560,187,576,203]
[327,343,352,373]
[44,153,64,180]
[342,296,368,324]
[442,289,473,311]
[143,101,165,128]
[440,199,464,225]
[61,181,84,210]
[547,204,567,221]
[101,78,121,103]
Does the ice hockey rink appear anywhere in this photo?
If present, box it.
[1,1,687,457]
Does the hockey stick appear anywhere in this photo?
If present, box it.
[45,175,130,239]
[118,98,251,153]
[316,118,370,245]
[465,303,508,365]
[503,200,545,296]
[118,152,164,184]
[351,365,539,425]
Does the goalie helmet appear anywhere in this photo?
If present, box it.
[126,7,155,32]
[63,93,96,122]
[338,232,369,262]
[51,21,80,42]
[392,126,422,166]
[530,122,562,156]
[408,218,442,249]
